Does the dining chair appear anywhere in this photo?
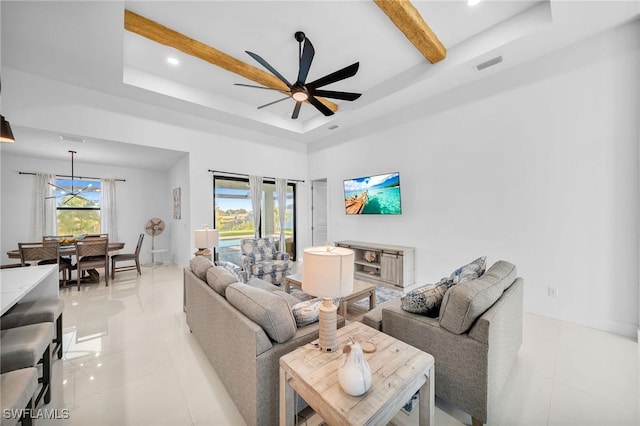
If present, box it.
[19,242,71,287]
[75,238,109,290]
[84,234,109,240]
[42,238,74,286]
[111,233,144,279]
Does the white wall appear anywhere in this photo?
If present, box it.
[309,22,640,337]
[1,69,309,268]
[0,154,171,265]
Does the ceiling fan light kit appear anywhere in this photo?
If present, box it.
[46,150,95,205]
[237,31,362,119]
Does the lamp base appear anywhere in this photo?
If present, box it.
[194,248,212,258]
[318,298,338,352]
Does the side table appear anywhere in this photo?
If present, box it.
[279,321,435,425]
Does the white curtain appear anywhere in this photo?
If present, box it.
[100,178,118,241]
[249,175,263,238]
[33,173,57,240]
[276,178,287,253]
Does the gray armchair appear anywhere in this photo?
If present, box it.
[362,261,523,426]
[240,238,291,286]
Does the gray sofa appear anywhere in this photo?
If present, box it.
[362,260,523,426]
[184,258,342,426]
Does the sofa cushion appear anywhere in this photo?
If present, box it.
[450,256,487,284]
[291,298,321,327]
[400,284,448,317]
[274,290,302,307]
[189,256,214,280]
[439,261,516,334]
[246,277,281,292]
[206,266,239,296]
[225,283,297,343]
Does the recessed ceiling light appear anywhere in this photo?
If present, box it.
[468,0,481,6]
[167,57,180,66]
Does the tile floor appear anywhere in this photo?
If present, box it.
[39,264,638,425]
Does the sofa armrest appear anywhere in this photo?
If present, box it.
[362,298,402,330]
[275,252,290,262]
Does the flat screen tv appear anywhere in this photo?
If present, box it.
[343,172,402,215]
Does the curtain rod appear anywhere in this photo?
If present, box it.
[18,172,126,182]
[208,169,304,183]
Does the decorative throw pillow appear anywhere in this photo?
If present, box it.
[215,260,245,283]
[400,284,448,317]
[189,256,214,280]
[205,266,238,296]
[450,256,487,284]
[291,298,321,327]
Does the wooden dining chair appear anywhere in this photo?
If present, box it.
[42,238,74,286]
[111,233,144,279]
[75,238,109,290]
[18,242,71,287]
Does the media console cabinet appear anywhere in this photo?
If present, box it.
[334,240,415,290]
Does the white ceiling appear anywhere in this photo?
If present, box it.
[1,0,639,167]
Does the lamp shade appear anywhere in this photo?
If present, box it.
[194,228,219,249]
[0,115,15,143]
[302,246,354,298]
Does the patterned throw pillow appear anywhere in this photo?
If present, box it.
[215,260,245,283]
[400,284,449,317]
[400,256,487,317]
[291,298,322,327]
[450,256,487,284]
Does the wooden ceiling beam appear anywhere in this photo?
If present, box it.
[124,10,338,113]
[373,0,446,64]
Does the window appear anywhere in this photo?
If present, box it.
[54,178,102,235]
[214,176,296,265]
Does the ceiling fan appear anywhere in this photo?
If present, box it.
[46,150,94,205]
[235,31,361,119]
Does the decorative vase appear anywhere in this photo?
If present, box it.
[338,340,372,396]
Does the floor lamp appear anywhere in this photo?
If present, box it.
[302,245,354,352]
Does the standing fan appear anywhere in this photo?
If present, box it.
[144,218,165,267]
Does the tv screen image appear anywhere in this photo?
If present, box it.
[343,172,402,215]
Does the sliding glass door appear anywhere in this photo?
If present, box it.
[214,176,296,266]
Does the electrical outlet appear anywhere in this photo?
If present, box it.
[548,287,558,298]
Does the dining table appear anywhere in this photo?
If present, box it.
[6,242,125,260]
[6,242,125,282]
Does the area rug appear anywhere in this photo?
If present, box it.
[352,284,403,309]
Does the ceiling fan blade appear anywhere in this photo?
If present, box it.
[257,97,291,109]
[291,102,302,119]
[296,37,315,85]
[63,193,92,205]
[307,96,334,117]
[245,51,292,88]
[306,62,360,90]
[311,89,361,101]
[234,83,290,93]
[47,182,67,192]
[62,183,93,204]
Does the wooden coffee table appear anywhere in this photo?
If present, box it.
[279,321,435,425]
[284,273,376,317]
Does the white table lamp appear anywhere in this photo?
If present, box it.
[303,245,354,352]
[194,228,219,259]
